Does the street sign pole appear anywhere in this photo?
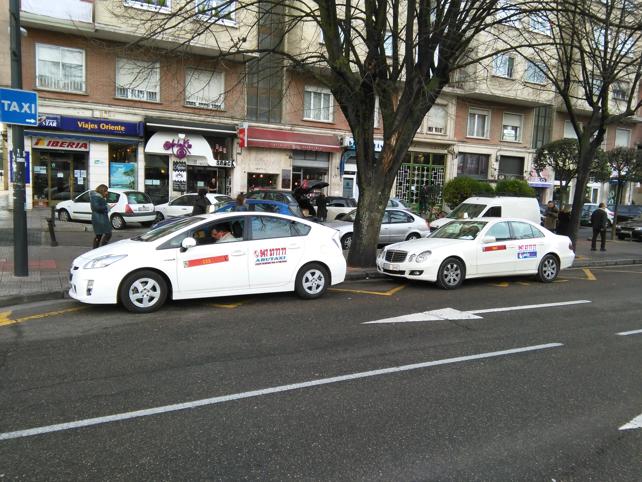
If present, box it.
[10,0,28,276]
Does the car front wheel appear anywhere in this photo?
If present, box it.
[406,232,421,241]
[295,263,329,299]
[58,209,71,222]
[537,254,559,283]
[436,257,465,290]
[111,213,125,230]
[341,233,352,250]
[155,212,164,222]
[119,270,168,313]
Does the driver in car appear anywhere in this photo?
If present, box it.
[211,224,237,243]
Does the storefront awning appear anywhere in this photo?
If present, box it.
[145,131,215,166]
[240,127,341,152]
[528,180,554,188]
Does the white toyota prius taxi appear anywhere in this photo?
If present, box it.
[377,218,575,289]
[69,212,347,313]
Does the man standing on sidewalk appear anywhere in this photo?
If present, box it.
[590,202,609,252]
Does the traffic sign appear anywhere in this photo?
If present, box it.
[0,87,38,126]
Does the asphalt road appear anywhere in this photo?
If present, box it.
[0,266,641,480]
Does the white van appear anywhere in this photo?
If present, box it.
[429,196,541,231]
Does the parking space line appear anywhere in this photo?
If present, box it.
[582,268,597,281]
[329,284,406,296]
[209,301,245,309]
[0,307,87,327]
[616,329,642,336]
[0,342,563,441]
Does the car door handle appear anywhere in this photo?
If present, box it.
[230,250,246,256]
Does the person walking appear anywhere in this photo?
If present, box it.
[192,188,211,215]
[544,200,559,232]
[316,192,328,221]
[418,182,429,215]
[232,193,248,211]
[590,202,609,251]
[556,205,571,236]
[90,184,112,249]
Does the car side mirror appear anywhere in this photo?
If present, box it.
[180,237,197,252]
[482,236,496,244]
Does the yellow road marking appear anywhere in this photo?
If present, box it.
[582,268,597,281]
[330,284,406,296]
[209,301,244,309]
[0,307,87,327]
[493,282,510,287]
[553,279,569,283]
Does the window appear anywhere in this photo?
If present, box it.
[171,195,197,207]
[496,0,520,26]
[185,69,224,109]
[615,128,631,147]
[524,61,546,84]
[529,14,551,35]
[613,82,629,101]
[467,108,489,138]
[385,211,413,224]
[492,54,514,78]
[590,77,603,98]
[116,59,160,102]
[374,96,380,128]
[425,105,447,134]
[563,120,578,139]
[36,44,85,93]
[250,216,310,240]
[510,221,544,239]
[485,207,502,217]
[487,222,511,241]
[502,113,523,142]
[304,86,333,122]
[123,0,171,12]
[195,0,235,25]
[384,31,393,56]
[457,153,489,179]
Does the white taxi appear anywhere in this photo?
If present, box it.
[377,218,575,289]
[69,212,347,313]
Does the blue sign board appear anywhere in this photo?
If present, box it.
[38,114,143,137]
[0,88,38,126]
[9,151,31,184]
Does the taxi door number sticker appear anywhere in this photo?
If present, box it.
[255,247,287,265]
[517,244,537,259]
[184,255,229,268]
[482,245,506,252]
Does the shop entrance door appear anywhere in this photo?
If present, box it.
[32,151,89,207]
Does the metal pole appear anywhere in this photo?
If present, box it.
[10,0,28,276]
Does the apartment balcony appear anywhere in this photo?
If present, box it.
[21,0,94,32]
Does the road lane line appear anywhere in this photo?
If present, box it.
[468,300,591,315]
[616,329,642,336]
[0,342,563,441]
[619,414,642,431]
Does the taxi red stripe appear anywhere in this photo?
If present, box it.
[185,255,229,268]
[482,245,507,252]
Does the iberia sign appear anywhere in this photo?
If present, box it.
[32,137,90,151]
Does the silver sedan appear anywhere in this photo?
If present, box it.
[323,208,430,250]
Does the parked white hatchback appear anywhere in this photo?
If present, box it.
[69,212,347,313]
[377,218,575,288]
[154,192,234,221]
[56,188,156,230]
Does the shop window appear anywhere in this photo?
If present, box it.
[457,153,489,179]
[116,58,160,102]
[304,86,333,122]
[36,43,85,93]
[185,68,225,109]
[109,144,138,189]
[248,172,278,190]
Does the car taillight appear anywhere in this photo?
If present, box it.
[125,204,133,214]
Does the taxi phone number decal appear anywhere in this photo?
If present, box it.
[184,255,229,268]
[255,247,287,265]
[517,243,537,259]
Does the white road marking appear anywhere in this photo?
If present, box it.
[619,414,642,431]
[616,329,642,336]
[364,300,592,324]
[0,343,563,441]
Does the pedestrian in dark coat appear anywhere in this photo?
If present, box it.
[316,192,328,221]
[590,202,609,251]
[544,200,559,232]
[418,182,429,215]
[192,189,211,215]
[90,184,112,249]
[556,206,571,236]
[232,193,248,211]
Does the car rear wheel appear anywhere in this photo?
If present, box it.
[111,213,125,230]
[58,209,71,222]
[119,270,168,313]
[406,232,421,241]
[341,233,352,250]
[155,212,164,222]
[536,254,559,283]
[436,257,465,290]
[295,263,329,299]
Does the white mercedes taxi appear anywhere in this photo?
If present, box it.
[377,218,575,289]
[69,212,347,313]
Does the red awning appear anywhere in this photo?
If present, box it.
[239,127,341,152]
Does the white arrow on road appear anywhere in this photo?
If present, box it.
[363,300,592,324]
[619,414,642,431]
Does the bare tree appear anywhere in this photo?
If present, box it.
[108,0,514,267]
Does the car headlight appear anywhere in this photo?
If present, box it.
[415,250,432,263]
[84,254,128,269]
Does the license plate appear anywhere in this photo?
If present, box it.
[139,206,150,211]
[383,262,399,271]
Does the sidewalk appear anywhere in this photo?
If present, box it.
[1,207,641,308]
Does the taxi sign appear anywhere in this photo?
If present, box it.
[0,88,38,126]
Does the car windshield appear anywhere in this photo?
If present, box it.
[126,192,152,204]
[430,220,487,240]
[341,209,358,222]
[447,203,486,219]
[133,217,204,242]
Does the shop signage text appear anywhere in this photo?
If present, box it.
[33,137,89,151]
[37,115,143,137]
[214,159,235,168]
[342,136,384,152]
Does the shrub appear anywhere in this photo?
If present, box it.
[495,179,536,197]
[442,176,494,208]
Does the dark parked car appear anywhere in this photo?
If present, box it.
[247,180,329,215]
[616,214,642,241]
